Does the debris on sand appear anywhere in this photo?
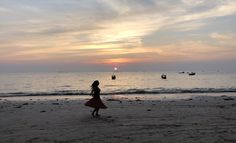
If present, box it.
[184,98,193,101]
[221,95,234,100]
[107,99,122,103]
[14,105,22,108]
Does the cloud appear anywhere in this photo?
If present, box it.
[179,1,236,22]
[0,0,236,66]
[0,7,11,13]
[210,32,234,40]
[167,21,206,32]
[181,0,206,6]
[209,32,236,47]
[148,40,236,62]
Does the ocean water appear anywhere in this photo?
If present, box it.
[0,72,236,97]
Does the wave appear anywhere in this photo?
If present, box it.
[1,88,236,97]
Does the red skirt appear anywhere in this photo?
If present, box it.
[85,97,107,109]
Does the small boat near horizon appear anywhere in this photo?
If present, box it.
[188,72,196,76]
[111,74,116,80]
[111,67,117,80]
[161,74,167,79]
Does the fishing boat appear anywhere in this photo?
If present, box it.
[188,72,196,76]
[111,67,118,80]
[111,74,116,80]
[161,74,167,79]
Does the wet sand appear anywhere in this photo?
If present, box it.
[0,94,236,143]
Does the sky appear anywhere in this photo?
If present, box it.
[0,0,236,72]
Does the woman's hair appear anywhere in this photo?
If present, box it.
[91,80,99,90]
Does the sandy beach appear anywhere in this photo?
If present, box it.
[0,94,236,143]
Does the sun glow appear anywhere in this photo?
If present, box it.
[102,58,138,64]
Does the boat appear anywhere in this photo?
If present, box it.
[111,74,116,80]
[111,67,118,80]
[188,72,196,76]
[161,74,167,79]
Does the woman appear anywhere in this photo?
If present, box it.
[85,80,107,117]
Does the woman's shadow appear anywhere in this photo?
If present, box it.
[80,114,115,124]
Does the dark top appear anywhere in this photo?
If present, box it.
[92,87,100,98]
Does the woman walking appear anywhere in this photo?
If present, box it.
[85,80,107,117]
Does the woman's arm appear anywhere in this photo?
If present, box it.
[90,90,94,97]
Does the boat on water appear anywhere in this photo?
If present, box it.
[111,67,117,80]
[161,74,167,79]
[111,74,116,80]
[188,72,196,76]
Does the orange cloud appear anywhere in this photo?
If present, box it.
[101,58,141,65]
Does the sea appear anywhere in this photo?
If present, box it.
[0,72,236,97]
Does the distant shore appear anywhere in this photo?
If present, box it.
[1,94,236,143]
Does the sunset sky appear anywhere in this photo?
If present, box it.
[0,0,236,72]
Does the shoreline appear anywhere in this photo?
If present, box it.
[1,94,236,143]
[1,92,236,101]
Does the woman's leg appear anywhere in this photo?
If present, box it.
[92,108,96,117]
[95,108,100,116]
